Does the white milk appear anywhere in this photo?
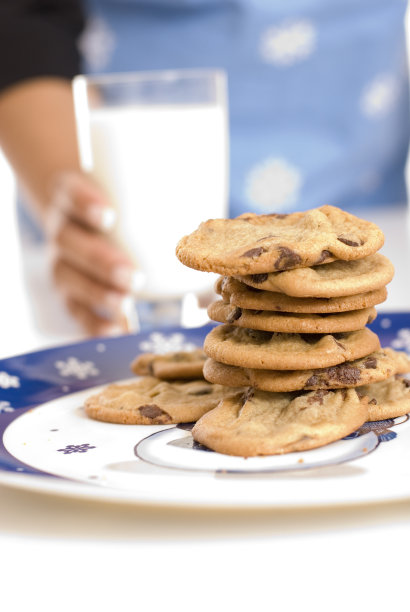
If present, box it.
[85,104,228,298]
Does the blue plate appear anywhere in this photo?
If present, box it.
[0,316,409,509]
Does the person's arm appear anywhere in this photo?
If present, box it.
[0,2,137,335]
[0,78,81,222]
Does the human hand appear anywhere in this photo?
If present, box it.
[46,171,137,336]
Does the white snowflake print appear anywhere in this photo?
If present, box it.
[360,74,399,118]
[55,357,99,380]
[245,157,302,210]
[78,16,116,71]
[0,371,20,389]
[0,401,15,414]
[391,329,410,352]
[139,332,197,354]
[259,20,317,66]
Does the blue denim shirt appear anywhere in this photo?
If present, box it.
[81,0,410,216]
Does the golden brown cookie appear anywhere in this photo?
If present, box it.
[176,205,384,275]
[236,253,394,297]
[130,349,206,380]
[192,387,369,456]
[203,348,410,392]
[359,376,410,421]
[207,300,377,333]
[203,324,380,370]
[84,376,244,424]
[215,276,387,314]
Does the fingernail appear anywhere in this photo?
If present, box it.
[119,295,134,317]
[103,294,135,317]
[87,204,116,230]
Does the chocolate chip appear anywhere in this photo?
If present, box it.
[368,398,378,405]
[274,246,302,270]
[402,378,410,388]
[267,213,289,219]
[250,273,268,284]
[138,404,168,419]
[226,306,242,323]
[337,235,363,247]
[304,374,320,387]
[315,250,333,264]
[363,357,377,369]
[334,340,346,350]
[241,247,266,258]
[326,364,361,385]
[367,314,376,324]
[189,387,213,396]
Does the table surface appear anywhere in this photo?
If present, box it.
[1,203,410,611]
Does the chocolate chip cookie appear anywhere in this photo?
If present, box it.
[84,376,244,424]
[176,205,385,276]
[203,348,410,392]
[192,387,369,456]
[203,324,380,370]
[359,376,410,421]
[215,276,387,314]
[236,253,394,297]
[131,348,206,380]
[207,300,377,333]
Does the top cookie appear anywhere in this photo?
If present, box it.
[176,205,385,275]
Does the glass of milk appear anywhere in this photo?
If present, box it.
[72,69,228,330]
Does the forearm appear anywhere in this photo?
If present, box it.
[0,77,81,225]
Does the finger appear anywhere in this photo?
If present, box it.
[51,219,138,291]
[52,258,132,319]
[65,297,126,337]
[50,171,116,231]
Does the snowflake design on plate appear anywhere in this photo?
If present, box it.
[55,357,99,380]
[390,328,410,352]
[360,74,399,118]
[259,20,317,66]
[0,401,14,414]
[57,443,97,455]
[78,15,116,71]
[245,157,302,210]
[0,371,20,389]
[139,332,197,354]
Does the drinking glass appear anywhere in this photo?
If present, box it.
[72,69,228,330]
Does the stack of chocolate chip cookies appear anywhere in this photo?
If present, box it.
[176,205,410,457]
